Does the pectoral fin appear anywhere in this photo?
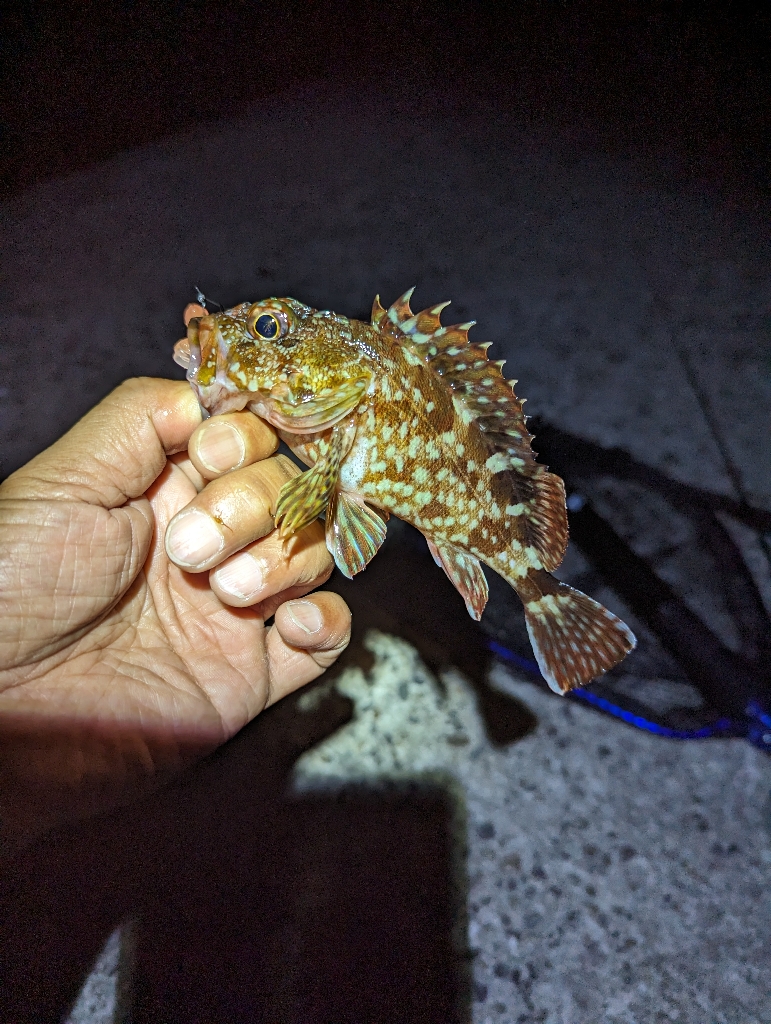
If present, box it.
[274,422,351,537]
[269,376,371,433]
[326,492,388,578]
[426,538,489,620]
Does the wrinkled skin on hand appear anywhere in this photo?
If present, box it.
[0,373,350,852]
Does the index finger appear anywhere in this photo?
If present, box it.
[188,410,278,480]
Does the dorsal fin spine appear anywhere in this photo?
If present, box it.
[371,295,387,327]
[379,288,548,481]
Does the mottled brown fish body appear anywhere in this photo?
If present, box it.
[340,332,533,568]
[176,289,636,693]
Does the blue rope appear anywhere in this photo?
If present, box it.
[487,639,771,751]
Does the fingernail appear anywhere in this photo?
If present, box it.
[165,510,224,567]
[212,552,265,600]
[196,421,245,474]
[285,600,323,634]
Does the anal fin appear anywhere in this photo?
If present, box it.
[326,492,388,578]
[426,538,489,620]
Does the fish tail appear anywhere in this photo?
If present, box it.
[517,570,636,694]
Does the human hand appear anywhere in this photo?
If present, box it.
[0,373,350,852]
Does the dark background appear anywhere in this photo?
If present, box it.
[1,0,769,200]
[1,4,770,1022]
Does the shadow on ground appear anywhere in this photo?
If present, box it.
[0,528,537,1024]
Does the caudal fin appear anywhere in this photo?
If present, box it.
[522,580,636,694]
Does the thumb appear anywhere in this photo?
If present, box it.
[1,378,202,508]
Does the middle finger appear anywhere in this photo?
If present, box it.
[165,454,302,571]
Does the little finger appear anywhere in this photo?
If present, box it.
[265,592,352,706]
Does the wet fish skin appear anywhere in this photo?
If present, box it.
[173,290,636,692]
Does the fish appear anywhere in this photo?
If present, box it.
[173,289,636,693]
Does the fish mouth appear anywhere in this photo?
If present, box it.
[186,317,203,375]
[172,317,204,374]
[183,316,250,416]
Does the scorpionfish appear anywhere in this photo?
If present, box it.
[173,289,636,693]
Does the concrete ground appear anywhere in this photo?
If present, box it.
[1,87,770,1023]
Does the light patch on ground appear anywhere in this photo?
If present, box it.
[293,631,485,789]
[291,632,771,1024]
[63,922,134,1024]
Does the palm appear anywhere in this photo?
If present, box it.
[100,457,270,742]
[0,379,350,848]
[2,463,261,742]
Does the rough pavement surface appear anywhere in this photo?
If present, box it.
[1,88,770,1023]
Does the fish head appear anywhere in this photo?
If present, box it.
[174,297,373,428]
[173,297,311,416]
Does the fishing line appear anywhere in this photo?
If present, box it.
[488,637,771,751]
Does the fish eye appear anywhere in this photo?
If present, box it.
[255,313,279,338]
[246,301,296,344]
[248,311,281,340]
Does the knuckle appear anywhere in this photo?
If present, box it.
[242,414,279,451]
[245,466,283,510]
[203,457,290,528]
[309,562,334,587]
[274,454,302,480]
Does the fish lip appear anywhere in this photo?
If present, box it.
[185,317,202,376]
[195,381,251,416]
[186,316,248,416]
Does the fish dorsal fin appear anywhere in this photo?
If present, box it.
[378,289,569,571]
[379,288,538,472]
[371,295,387,329]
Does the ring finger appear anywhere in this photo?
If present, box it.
[209,518,332,607]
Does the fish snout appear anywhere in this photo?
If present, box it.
[185,316,203,376]
[173,311,208,371]
[184,314,222,385]
[176,315,250,416]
